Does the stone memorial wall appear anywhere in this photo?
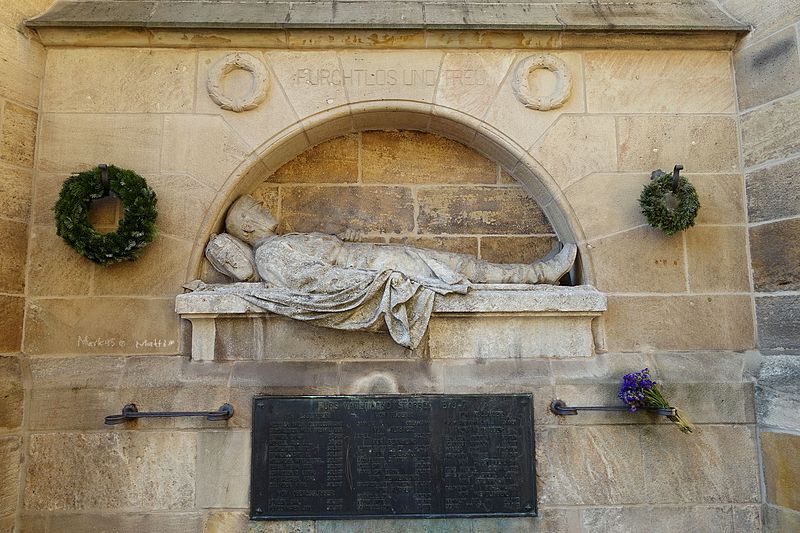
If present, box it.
[0,0,797,531]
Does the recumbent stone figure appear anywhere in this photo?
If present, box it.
[202,195,577,348]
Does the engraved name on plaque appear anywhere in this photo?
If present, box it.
[250,395,535,520]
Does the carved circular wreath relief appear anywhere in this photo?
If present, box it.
[206,53,270,112]
[511,54,572,111]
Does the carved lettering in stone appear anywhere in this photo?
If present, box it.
[207,53,270,112]
[511,54,572,111]
[292,68,487,87]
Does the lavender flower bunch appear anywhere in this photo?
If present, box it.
[618,368,693,434]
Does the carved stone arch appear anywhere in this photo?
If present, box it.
[186,101,592,284]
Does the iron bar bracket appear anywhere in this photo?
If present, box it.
[550,399,676,417]
[104,403,234,425]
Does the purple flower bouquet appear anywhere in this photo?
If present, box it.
[619,368,693,434]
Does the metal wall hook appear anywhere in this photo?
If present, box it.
[671,164,684,191]
[98,163,109,189]
[550,399,676,417]
[104,403,234,425]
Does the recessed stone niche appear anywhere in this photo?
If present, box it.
[183,131,605,362]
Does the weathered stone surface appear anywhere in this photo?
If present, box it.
[605,296,754,351]
[197,431,249,509]
[747,158,800,223]
[280,185,414,235]
[338,50,443,103]
[389,236,479,258]
[479,236,556,264]
[0,218,27,294]
[161,114,251,191]
[586,50,734,113]
[340,361,443,394]
[537,426,644,505]
[92,235,193,296]
[20,513,203,533]
[0,296,23,352]
[27,225,92,296]
[652,351,746,383]
[590,225,686,293]
[734,27,800,111]
[43,48,195,113]
[692,174,746,225]
[659,382,755,424]
[641,425,760,503]
[741,92,800,167]
[0,165,31,221]
[0,102,36,167]
[141,174,214,241]
[0,514,13,533]
[429,315,597,358]
[565,173,649,240]
[0,357,23,430]
[583,505,734,533]
[37,113,162,173]
[203,512,248,533]
[530,115,616,188]
[750,218,800,291]
[316,513,571,533]
[25,432,196,511]
[763,504,800,532]
[28,386,119,431]
[269,134,358,184]
[686,225,750,292]
[0,436,21,519]
[759,355,800,392]
[417,186,550,234]
[435,51,515,119]
[267,50,348,118]
[757,295,800,351]
[0,51,42,109]
[757,385,800,433]
[195,51,299,149]
[550,352,655,383]
[214,316,413,361]
[761,432,800,511]
[362,130,496,184]
[248,521,315,533]
[618,115,739,173]
[230,361,339,391]
[24,297,179,355]
[723,0,800,42]
[734,505,763,533]
[484,52,584,152]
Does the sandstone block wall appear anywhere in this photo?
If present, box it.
[0,1,53,530]
[25,46,755,355]
[724,0,800,529]
[0,14,771,532]
[249,131,557,264]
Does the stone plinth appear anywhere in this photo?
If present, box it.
[176,284,606,361]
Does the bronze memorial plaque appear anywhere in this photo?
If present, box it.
[250,394,535,520]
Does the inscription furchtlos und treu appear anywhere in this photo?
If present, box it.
[293,68,489,87]
[251,394,535,520]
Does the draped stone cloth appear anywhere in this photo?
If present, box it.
[209,233,470,348]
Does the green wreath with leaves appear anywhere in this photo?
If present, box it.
[639,168,700,236]
[54,165,158,266]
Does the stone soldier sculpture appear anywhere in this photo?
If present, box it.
[203,195,577,347]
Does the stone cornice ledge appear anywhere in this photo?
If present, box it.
[27,1,749,33]
[175,283,607,316]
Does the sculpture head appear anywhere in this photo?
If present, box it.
[225,195,278,246]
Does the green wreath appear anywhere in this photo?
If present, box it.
[54,165,158,266]
[639,167,700,236]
